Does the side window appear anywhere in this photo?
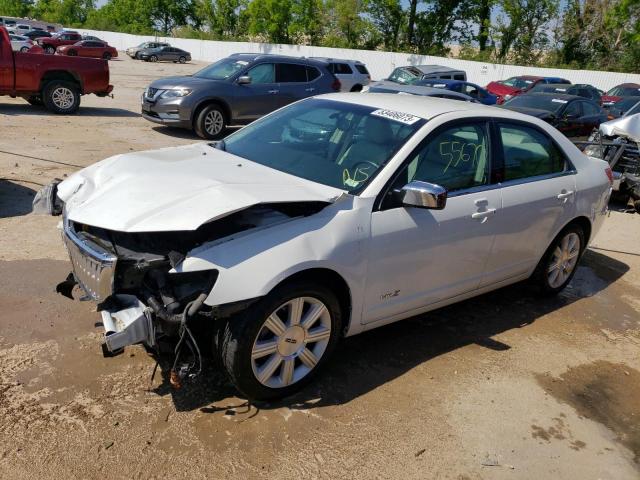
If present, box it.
[439,75,452,79]
[306,66,320,81]
[454,74,465,80]
[355,64,369,75]
[336,63,352,74]
[498,123,566,181]
[563,101,582,118]
[277,63,308,83]
[582,102,601,116]
[247,63,275,84]
[403,123,490,192]
[464,84,479,98]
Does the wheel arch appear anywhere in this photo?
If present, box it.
[191,98,232,127]
[39,70,82,93]
[271,268,353,336]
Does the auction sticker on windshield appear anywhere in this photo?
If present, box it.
[371,109,421,125]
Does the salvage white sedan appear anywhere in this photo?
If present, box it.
[49,93,611,400]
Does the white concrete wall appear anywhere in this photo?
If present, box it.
[78,28,640,91]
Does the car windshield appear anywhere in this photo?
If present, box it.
[504,95,568,113]
[607,86,640,96]
[194,58,252,80]
[388,67,421,85]
[221,98,426,193]
[501,77,535,90]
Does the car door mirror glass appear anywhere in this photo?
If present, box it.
[401,181,447,210]
[237,75,252,85]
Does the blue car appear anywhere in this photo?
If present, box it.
[415,79,498,105]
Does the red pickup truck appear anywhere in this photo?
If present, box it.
[0,27,113,113]
[36,31,83,54]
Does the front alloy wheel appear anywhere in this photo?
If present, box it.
[251,297,332,388]
[219,282,342,400]
[195,104,227,139]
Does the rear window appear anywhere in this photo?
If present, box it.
[454,74,465,80]
[355,64,369,75]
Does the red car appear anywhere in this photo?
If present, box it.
[57,40,118,60]
[600,83,640,106]
[0,27,113,114]
[36,31,82,54]
[486,76,571,104]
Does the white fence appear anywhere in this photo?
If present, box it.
[79,28,640,91]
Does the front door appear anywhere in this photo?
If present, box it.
[363,121,501,324]
[234,63,278,121]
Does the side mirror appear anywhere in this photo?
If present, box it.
[237,75,251,85]
[401,180,447,210]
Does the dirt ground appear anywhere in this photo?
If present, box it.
[1,56,639,480]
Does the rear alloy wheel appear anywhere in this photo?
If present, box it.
[532,225,584,294]
[44,45,55,54]
[220,282,342,400]
[42,80,80,114]
[194,104,226,139]
[178,56,186,64]
[149,55,158,62]
[102,52,112,60]
[20,46,29,52]
[68,50,77,56]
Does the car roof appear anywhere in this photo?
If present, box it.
[524,92,589,101]
[414,64,465,74]
[310,57,364,65]
[511,75,543,80]
[418,79,469,86]
[228,53,329,67]
[315,92,518,120]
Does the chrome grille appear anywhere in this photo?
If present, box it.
[63,218,117,301]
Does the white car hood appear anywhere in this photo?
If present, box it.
[599,113,640,142]
[58,143,346,232]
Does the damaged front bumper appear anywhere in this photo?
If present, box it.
[101,295,156,353]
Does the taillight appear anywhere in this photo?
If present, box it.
[605,167,613,185]
[331,78,341,91]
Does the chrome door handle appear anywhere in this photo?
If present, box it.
[268,89,279,94]
[471,208,496,221]
[557,190,574,202]
[305,87,315,92]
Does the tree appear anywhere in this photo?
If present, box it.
[0,0,32,17]
[149,0,196,35]
[195,0,245,38]
[413,0,468,55]
[85,0,156,34]
[246,0,292,43]
[32,0,95,26]
[289,0,323,44]
[367,0,404,50]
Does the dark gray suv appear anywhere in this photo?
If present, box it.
[141,53,341,139]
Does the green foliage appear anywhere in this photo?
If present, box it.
[1,0,638,73]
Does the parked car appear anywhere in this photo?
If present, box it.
[9,34,33,53]
[601,83,640,107]
[486,76,571,104]
[23,30,52,40]
[46,25,57,32]
[126,41,170,59]
[366,82,477,102]
[2,20,16,28]
[139,46,191,63]
[386,65,467,85]
[81,35,105,42]
[415,79,498,105]
[141,53,341,139]
[15,24,32,33]
[501,93,607,137]
[57,40,118,60]
[530,83,602,103]
[0,26,113,113]
[41,92,611,400]
[36,30,82,54]
[310,57,370,92]
[603,97,640,119]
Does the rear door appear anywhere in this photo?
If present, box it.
[557,100,583,137]
[481,121,576,286]
[0,32,13,89]
[274,62,312,108]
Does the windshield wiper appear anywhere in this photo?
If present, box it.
[209,139,226,151]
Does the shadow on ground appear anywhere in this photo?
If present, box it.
[150,249,630,413]
[0,103,138,117]
[0,179,36,217]
[151,125,241,140]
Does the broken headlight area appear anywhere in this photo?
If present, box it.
[32,179,63,215]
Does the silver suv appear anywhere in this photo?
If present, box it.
[141,53,341,139]
[311,58,370,92]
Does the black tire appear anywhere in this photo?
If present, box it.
[134,52,141,59]
[350,84,363,92]
[20,46,29,53]
[219,281,343,401]
[42,80,81,114]
[68,50,77,56]
[149,55,158,62]
[26,95,43,106]
[634,200,640,214]
[102,52,112,60]
[530,224,585,295]
[194,104,227,139]
[178,56,186,64]
[44,45,55,54]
